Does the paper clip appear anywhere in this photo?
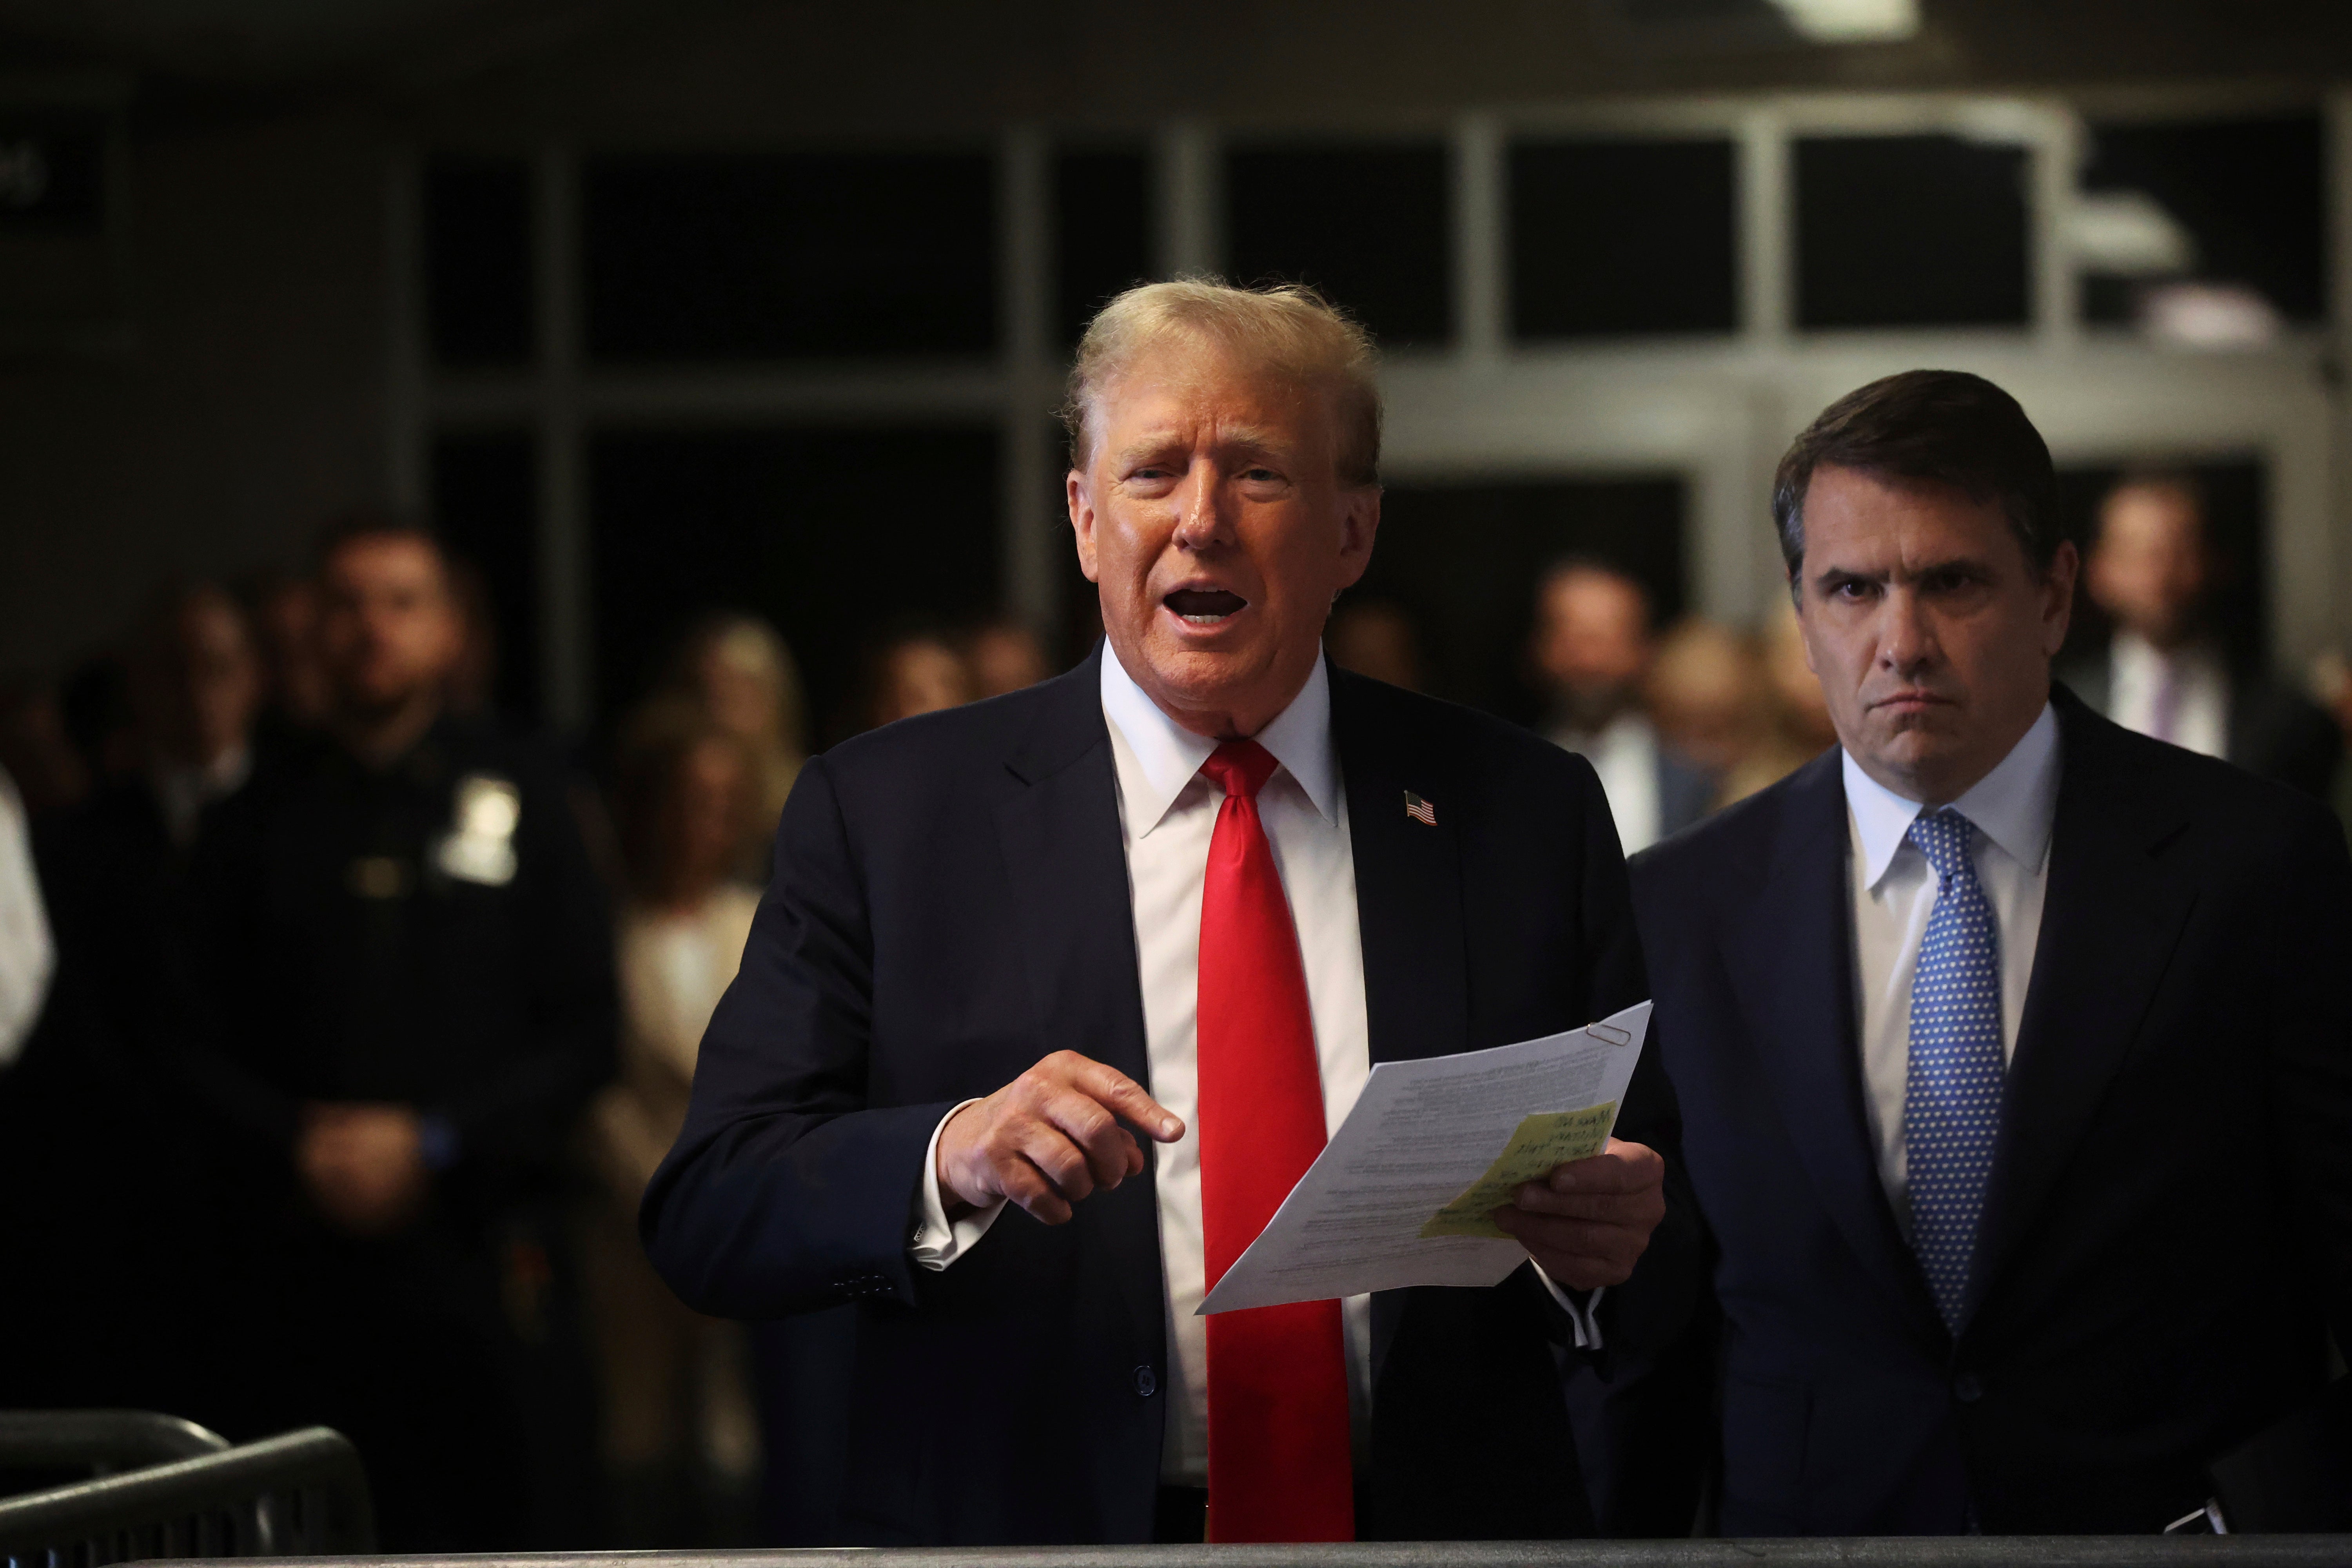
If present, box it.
[1587,1021,1633,1046]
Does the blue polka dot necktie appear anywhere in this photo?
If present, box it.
[1904,808,2005,1332]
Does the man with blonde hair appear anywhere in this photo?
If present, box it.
[647,280,1701,1546]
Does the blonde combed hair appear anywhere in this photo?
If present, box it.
[1060,277,1383,487]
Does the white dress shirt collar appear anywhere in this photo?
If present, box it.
[1098,643,1340,835]
[1842,701,2061,891]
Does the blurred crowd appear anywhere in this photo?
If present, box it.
[0,467,2342,1550]
[0,517,1057,1551]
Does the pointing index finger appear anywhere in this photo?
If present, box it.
[1079,1060,1184,1142]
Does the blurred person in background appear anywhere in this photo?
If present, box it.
[653,612,850,1546]
[0,759,67,1410]
[122,583,263,849]
[39,583,262,1109]
[0,585,261,1424]
[1646,618,1809,810]
[1529,560,1711,853]
[584,701,764,1545]
[180,519,615,1551]
[1325,598,1425,691]
[860,622,972,731]
[0,676,90,817]
[964,615,1053,699]
[241,569,332,758]
[662,614,806,875]
[59,653,138,793]
[2067,472,2338,798]
[0,765,47,1069]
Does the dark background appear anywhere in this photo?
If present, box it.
[4,0,2345,738]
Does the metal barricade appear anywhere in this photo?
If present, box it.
[0,1412,230,1477]
[0,1425,373,1568]
[94,1543,2352,1568]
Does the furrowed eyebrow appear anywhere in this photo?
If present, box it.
[1906,557,1996,581]
[1811,557,1993,587]
[1112,438,1185,468]
[1112,429,1289,469]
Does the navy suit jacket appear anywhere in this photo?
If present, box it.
[1630,687,2352,1534]
[642,648,1703,1544]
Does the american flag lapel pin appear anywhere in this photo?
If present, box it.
[1403,790,1436,827]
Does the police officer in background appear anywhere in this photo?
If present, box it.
[181,519,615,1550]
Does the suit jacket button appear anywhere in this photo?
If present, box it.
[1953,1372,1984,1404]
[1134,1365,1158,1398]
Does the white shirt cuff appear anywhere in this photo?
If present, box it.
[909,1099,1007,1271]
[1532,1264,1607,1351]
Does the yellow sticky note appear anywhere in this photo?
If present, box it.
[1418,1103,1620,1240]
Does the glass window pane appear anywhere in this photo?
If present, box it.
[425,156,533,367]
[431,430,539,721]
[590,425,1001,732]
[1224,143,1452,346]
[1350,477,1685,720]
[1510,138,1738,339]
[1055,147,1154,349]
[585,153,998,362]
[1795,134,2031,330]
[2078,116,2324,329]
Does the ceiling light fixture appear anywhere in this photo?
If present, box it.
[1767,0,1920,44]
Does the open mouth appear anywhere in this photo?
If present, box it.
[1163,587,1249,626]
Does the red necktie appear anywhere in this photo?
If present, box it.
[1196,739,1354,1543]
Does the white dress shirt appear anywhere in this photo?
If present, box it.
[1548,712,1664,854]
[1844,703,2060,1222]
[2107,632,2228,760]
[0,768,53,1068]
[914,650,1367,1482]
[911,647,1597,1485]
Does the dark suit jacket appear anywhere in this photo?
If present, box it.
[642,649,1703,1545]
[1630,686,2352,1534]
[2060,644,2341,801]
[180,719,617,1224]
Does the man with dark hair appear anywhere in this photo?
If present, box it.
[181,522,615,1548]
[2063,471,2338,799]
[1630,369,2352,1532]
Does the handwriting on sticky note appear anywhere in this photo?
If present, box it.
[1418,1102,1620,1240]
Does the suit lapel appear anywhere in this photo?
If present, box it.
[1331,669,1469,1068]
[1720,751,1948,1353]
[991,649,1162,1353]
[1971,695,2196,1316]
[1332,670,1472,1400]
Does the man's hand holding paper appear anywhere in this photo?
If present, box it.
[1491,1137,1667,1292]
[1198,1000,1657,1314]
[1421,1099,1666,1290]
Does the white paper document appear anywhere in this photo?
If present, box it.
[1196,1000,1652,1316]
